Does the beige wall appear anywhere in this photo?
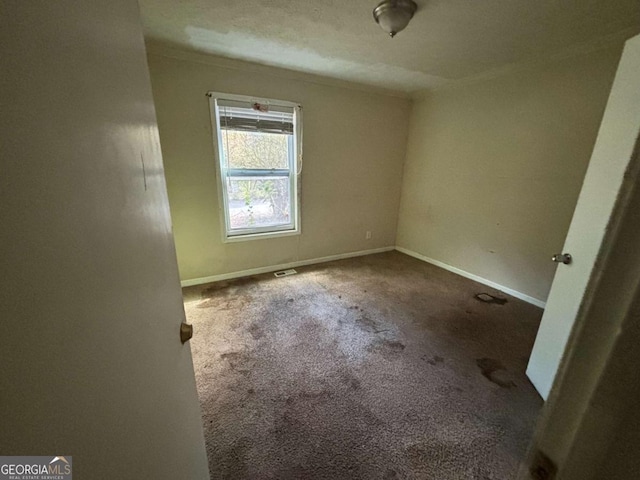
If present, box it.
[396,45,623,303]
[147,48,411,282]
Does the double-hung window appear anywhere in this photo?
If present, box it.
[209,93,301,241]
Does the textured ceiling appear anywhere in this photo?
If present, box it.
[139,0,640,93]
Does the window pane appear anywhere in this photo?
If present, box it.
[220,130,289,170]
[227,177,291,230]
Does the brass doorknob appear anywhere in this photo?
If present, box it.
[180,322,193,344]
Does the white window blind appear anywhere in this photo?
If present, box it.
[217,99,294,135]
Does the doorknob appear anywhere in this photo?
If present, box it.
[180,322,193,344]
[552,253,572,265]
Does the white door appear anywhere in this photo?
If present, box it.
[0,1,209,478]
[527,33,640,400]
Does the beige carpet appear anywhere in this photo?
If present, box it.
[183,251,543,479]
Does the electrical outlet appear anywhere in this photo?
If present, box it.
[366,231,372,240]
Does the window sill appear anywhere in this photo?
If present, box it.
[223,228,300,243]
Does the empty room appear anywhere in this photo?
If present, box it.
[3,1,640,480]
[141,0,640,478]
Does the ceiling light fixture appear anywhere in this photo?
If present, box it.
[373,0,418,38]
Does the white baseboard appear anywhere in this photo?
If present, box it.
[180,246,395,287]
[181,245,547,309]
[395,246,547,309]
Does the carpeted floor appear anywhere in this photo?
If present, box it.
[183,251,543,480]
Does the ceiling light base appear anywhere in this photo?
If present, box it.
[373,0,418,38]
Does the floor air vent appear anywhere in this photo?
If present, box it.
[274,269,297,278]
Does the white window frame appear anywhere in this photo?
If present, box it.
[208,92,302,243]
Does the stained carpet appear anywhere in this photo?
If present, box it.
[183,251,543,480]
